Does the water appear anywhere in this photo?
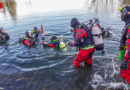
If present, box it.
[0,0,130,89]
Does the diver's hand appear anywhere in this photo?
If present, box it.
[42,37,45,41]
[68,42,73,47]
[120,61,128,70]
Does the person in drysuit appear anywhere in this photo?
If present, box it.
[101,27,112,39]
[119,6,130,84]
[0,27,10,43]
[69,18,95,68]
[42,35,67,51]
[19,31,35,47]
[19,27,40,47]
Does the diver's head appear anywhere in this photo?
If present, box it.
[119,6,130,22]
[34,27,38,32]
[51,36,58,42]
[0,27,5,33]
[70,18,80,31]
[26,31,32,38]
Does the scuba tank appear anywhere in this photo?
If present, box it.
[83,18,104,51]
[59,35,67,51]
[91,23,104,50]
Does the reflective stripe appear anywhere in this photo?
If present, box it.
[25,37,28,40]
[53,39,58,42]
[119,6,124,12]
[105,32,108,37]
[82,45,95,49]
[31,30,34,34]
[92,33,102,37]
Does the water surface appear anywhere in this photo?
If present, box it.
[0,0,130,89]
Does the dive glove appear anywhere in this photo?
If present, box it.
[120,61,128,70]
[42,37,45,41]
[68,42,73,47]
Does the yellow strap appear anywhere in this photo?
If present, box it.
[129,26,130,29]
[119,6,124,12]
[82,45,95,49]
[25,37,28,40]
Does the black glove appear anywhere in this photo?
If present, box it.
[19,38,24,44]
[42,37,45,41]
[120,61,128,70]
[119,44,125,50]
[68,42,73,47]
[28,38,33,43]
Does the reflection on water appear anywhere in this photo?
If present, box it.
[84,0,130,16]
[0,0,16,20]
[0,0,130,20]
[5,0,16,19]
[123,0,130,5]
[84,0,122,16]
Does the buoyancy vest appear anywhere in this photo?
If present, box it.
[91,24,104,50]
[24,37,34,47]
[0,33,10,41]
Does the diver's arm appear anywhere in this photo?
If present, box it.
[42,40,56,48]
[72,37,82,46]
[120,25,129,50]
[47,44,56,48]
[71,31,83,46]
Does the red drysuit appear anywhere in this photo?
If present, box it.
[121,27,130,84]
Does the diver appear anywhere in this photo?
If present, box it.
[69,18,95,68]
[42,35,67,51]
[118,6,130,84]
[0,27,10,43]
[101,27,112,39]
[25,27,40,40]
[19,31,35,47]
[31,27,40,39]
[19,27,40,47]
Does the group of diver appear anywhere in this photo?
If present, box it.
[0,5,130,84]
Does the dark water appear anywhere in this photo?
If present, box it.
[0,0,130,90]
